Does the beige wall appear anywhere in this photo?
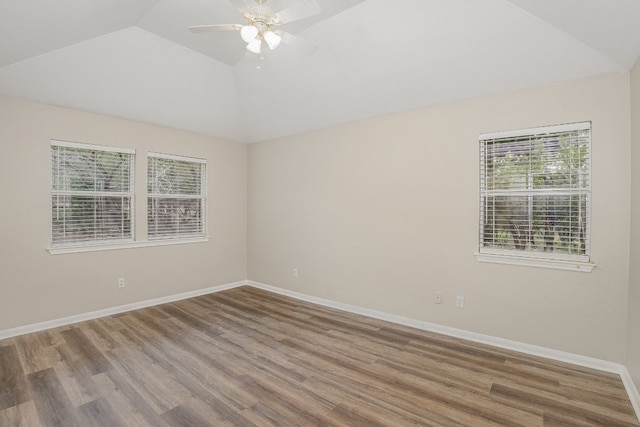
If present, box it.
[1,71,636,368]
[0,97,247,330]
[629,59,640,387]
[248,73,632,363]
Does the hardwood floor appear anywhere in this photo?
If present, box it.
[0,286,638,426]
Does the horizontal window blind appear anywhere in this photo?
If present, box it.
[479,122,591,261]
[51,141,135,245]
[147,153,206,239]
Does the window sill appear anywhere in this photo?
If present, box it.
[48,236,209,255]
[475,253,595,272]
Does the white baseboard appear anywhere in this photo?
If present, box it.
[622,367,640,423]
[0,280,247,340]
[247,280,640,422]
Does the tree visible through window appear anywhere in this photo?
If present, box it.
[479,122,591,262]
[147,153,206,239]
[51,141,135,245]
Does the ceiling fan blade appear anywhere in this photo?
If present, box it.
[275,0,321,24]
[189,24,243,33]
[280,31,318,54]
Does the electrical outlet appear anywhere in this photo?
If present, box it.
[293,268,298,278]
[456,296,465,308]
[118,278,125,288]
[434,291,442,304]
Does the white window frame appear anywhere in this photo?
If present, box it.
[476,122,595,272]
[50,140,135,249]
[147,152,207,241]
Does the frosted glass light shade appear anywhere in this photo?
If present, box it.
[241,25,259,43]
[246,38,262,54]
[263,30,282,50]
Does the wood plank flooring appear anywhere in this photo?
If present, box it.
[0,286,638,426]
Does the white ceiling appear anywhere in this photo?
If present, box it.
[1,0,639,143]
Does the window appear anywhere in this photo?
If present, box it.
[51,141,135,246]
[147,153,206,239]
[478,122,591,270]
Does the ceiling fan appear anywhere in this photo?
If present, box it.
[189,0,321,56]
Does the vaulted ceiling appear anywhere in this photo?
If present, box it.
[1,0,639,143]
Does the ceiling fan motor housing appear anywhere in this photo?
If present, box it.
[244,4,281,29]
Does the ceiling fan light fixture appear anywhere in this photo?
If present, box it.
[190,0,323,60]
[240,25,259,43]
[246,38,262,54]
[263,30,282,50]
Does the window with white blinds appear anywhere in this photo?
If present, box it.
[147,153,206,239]
[479,122,591,262]
[51,141,135,246]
